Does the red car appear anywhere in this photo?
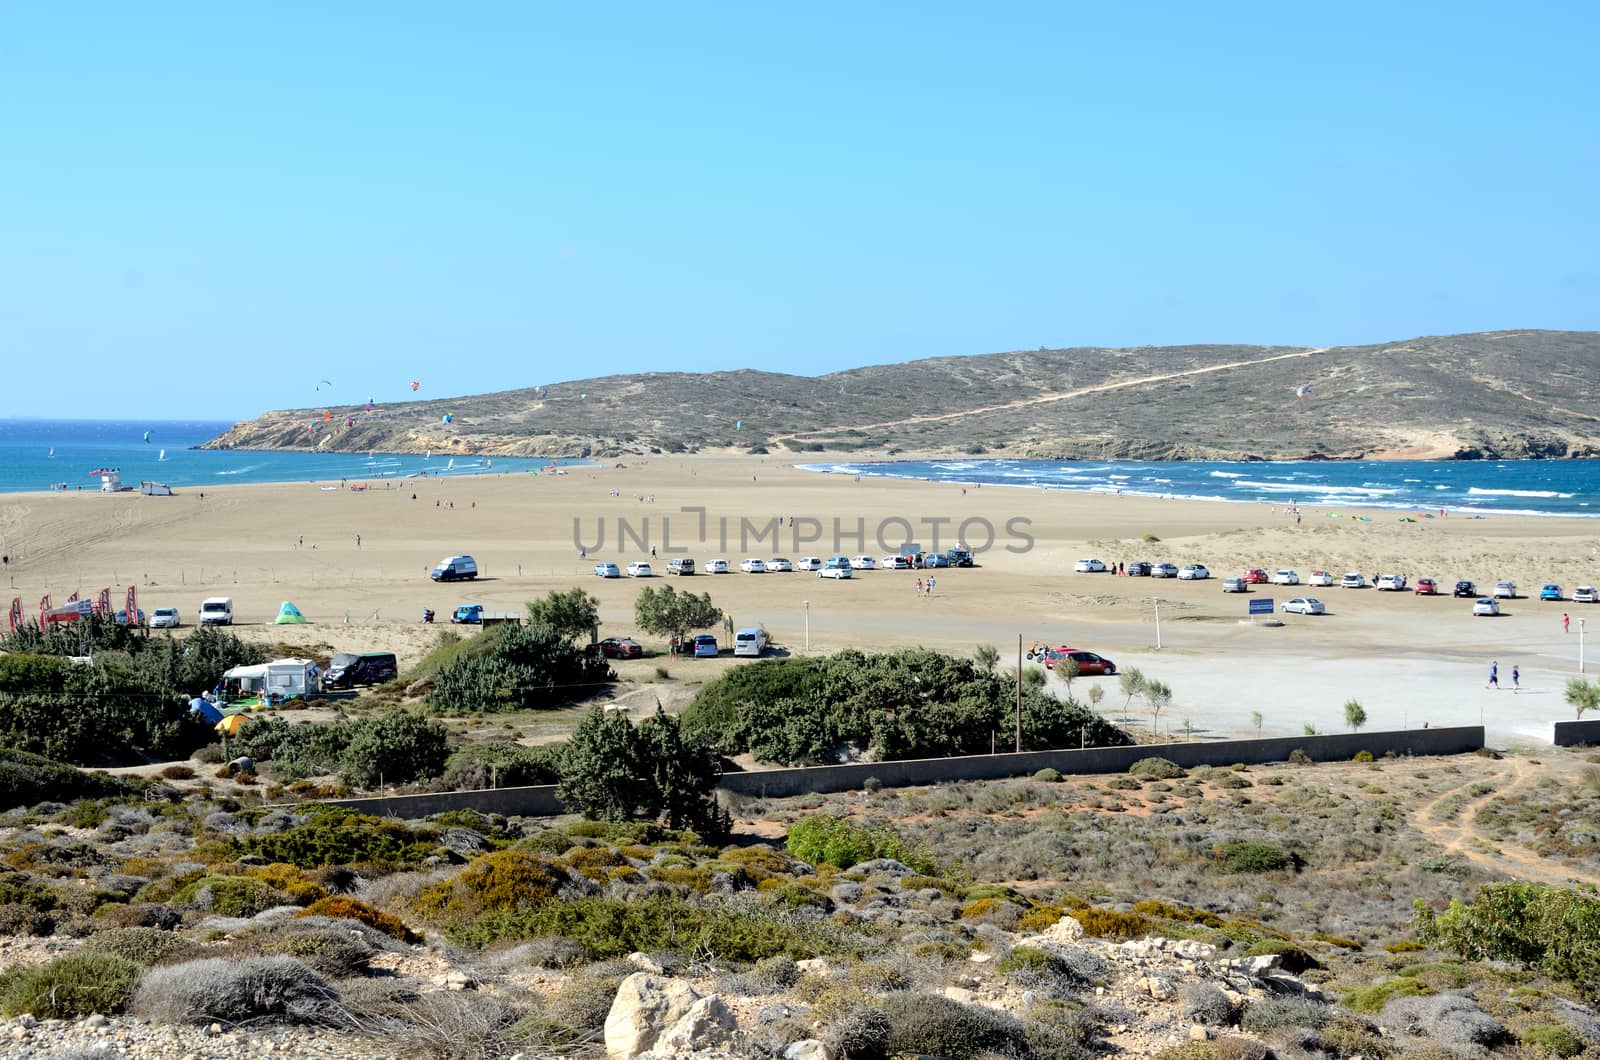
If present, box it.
[1043,648,1117,675]
[592,637,643,659]
[1414,578,1438,596]
[1241,568,1270,584]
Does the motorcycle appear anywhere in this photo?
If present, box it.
[422,609,435,624]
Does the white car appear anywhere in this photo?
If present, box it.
[739,559,767,573]
[797,557,824,571]
[1221,577,1248,593]
[881,555,912,570]
[705,559,730,574]
[1177,564,1210,580]
[593,562,621,578]
[626,562,652,577]
[1340,572,1367,589]
[1074,558,1107,573]
[1272,570,1300,586]
[149,606,180,629]
[1473,597,1500,617]
[850,555,877,570]
[1376,574,1407,592]
[1151,562,1179,579]
[1493,580,1517,599]
[1307,570,1334,587]
[818,563,852,579]
[767,558,793,572]
[1575,585,1600,604]
[1281,597,1326,615]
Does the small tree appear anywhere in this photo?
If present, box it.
[974,644,1000,673]
[1181,718,1194,742]
[1119,667,1146,714]
[338,711,450,788]
[1303,722,1318,736]
[634,585,723,644]
[1565,677,1600,720]
[1057,656,1080,696]
[559,706,728,837]
[1344,698,1368,732]
[1251,710,1263,735]
[525,587,601,642]
[558,708,647,822]
[1087,684,1105,711]
[1143,679,1172,738]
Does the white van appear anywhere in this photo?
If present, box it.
[198,597,234,626]
[430,555,479,582]
[734,627,769,658]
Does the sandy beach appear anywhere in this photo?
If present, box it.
[3,454,1596,747]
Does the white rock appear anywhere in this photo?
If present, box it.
[1241,954,1281,975]
[83,1013,110,1028]
[783,1041,831,1060]
[1174,940,1217,961]
[1189,1025,1212,1041]
[968,951,993,964]
[442,970,476,991]
[1141,976,1177,1001]
[795,958,841,979]
[627,952,666,975]
[605,973,703,1060]
[1041,915,1084,943]
[653,995,737,1056]
[942,987,978,1005]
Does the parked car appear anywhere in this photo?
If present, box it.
[1272,570,1300,586]
[1074,558,1108,573]
[1376,574,1407,591]
[1241,568,1270,584]
[850,555,877,570]
[1493,580,1517,599]
[593,562,621,578]
[1454,579,1477,598]
[1044,648,1117,675]
[946,548,975,567]
[705,559,730,574]
[1307,570,1334,587]
[1126,561,1153,577]
[451,604,486,624]
[1340,573,1367,589]
[1414,578,1439,596]
[1178,564,1210,580]
[881,555,912,570]
[733,627,769,657]
[1540,583,1564,601]
[626,561,653,577]
[797,557,824,571]
[430,555,478,582]
[198,597,234,626]
[1473,597,1500,617]
[1575,585,1599,603]
[114,608,146,627]
[149,606,180,629]
[1281,597,1326,615]
[1151,562,1179,578]
[920,553,951,569]
[819,556,853,579]
[739,559,767,573]
[323,652,398,689]
[594,637,643,659]
[692,634,719,658]
[767,558,793,572]
[1222,577,1248,593]
[667,557,695,575]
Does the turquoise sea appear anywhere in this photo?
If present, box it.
[0,419,584,494]
[799,457,1600,518]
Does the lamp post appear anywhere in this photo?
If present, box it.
[804,600,810,653]
[1154,598,1162,651]
[1581,617,1586,674]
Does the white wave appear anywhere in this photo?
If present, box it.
[215,465,262,476]
[1108,474,1129,480]
[1234,481,1400,496]
[1209,470,1245,478]
[1466,487,1572,499]
[1435,485,1450,490]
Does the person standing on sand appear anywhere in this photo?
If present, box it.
[916,577,924,596]
[355,533,361,548]
[1512,664,1520,693]
[1487,660,1499,689]
[1565,612,1571,634]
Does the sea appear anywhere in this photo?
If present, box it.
[798,458,1600,519]
[0,419,586,494]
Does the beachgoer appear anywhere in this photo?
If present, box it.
[1512,664,1520,694]
[1487,660,1499,689]
[1565,612,1571,634]
[580,548,587,559]
[355,533,361,548]
[916,578,924,596]
[651,546,657,558]
[298,536,303,548]
[927,577,936,595]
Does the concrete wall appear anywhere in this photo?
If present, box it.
[1553,719,1600,747]
[322,725,1482,820]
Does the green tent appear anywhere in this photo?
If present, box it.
[273,601,307,625]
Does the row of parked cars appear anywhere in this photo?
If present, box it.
[597,550,974,580]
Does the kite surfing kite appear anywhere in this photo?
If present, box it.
[316,379,333,391]
[322,410,332,423]
[411,380,421,392]
[1295,385,1312,398]
[441,413,453,425]
[346,417,355,428]
[735,420,742,432]
[142,431,152,444]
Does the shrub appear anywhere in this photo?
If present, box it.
[543,973,620,1031]
[1129,757,1186,780]
[1337,977,1427,1014]
[1032,768,1062,783]
[134,955,350,1026]
[239,809,435,868]
[297,896,418,942]
[427,623,613,714]
[1212,842,1295,874]
[393,991,536,1060]
[1415,883,1600,996]
[1353,750,1374,763]
[413,850,566,921]
[786,814,933,873]
[1180,982,1233,1025]
[882,991,1029,1058]
[1239,996,1331,1031]
[338,711,450,788]
[0,952,144,1018]
[827,1004,893,1060]
[559,707,729,837]
[160,764,195,780]
[0,747,130,811]
[242,863,327,905]
[1522,1023,1585,1058]
[1070,908,1150,939]
[171,875,286,917]
[82,927,202,967]
[256,926,376,979]
[440,743,562,790]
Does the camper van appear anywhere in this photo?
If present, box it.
[733,627,769,658]
[198,597,234,626]
[430,555,479,582]
[222,658,321,704]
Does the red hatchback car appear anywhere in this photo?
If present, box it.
[593,637,643,659]
[1414,578,1439,596]
[1043,648,1118,675]
[1241,568,1270,584]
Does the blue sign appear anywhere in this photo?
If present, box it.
[1248,597,1274,616]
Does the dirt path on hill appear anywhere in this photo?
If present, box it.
[769,347,1327,444]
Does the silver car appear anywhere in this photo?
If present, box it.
[1281,597,1325,615]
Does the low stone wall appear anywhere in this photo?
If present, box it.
[1553,719,1600,747]
[321,725,1482,820]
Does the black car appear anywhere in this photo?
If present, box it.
[322,652,398,690]
[1127,561,1153,577]
[1453,580,1476,598]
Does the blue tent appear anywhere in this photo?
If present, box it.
[189,697,223,724]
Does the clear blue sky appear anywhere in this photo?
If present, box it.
[2,2,1596,419]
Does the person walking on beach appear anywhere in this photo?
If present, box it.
[927,576,936,596]
[1487,660,1499,689]
[1511,664,1520,694]
[1564,612,1571,634]
[916,577,924,596]
[355,533,361,548]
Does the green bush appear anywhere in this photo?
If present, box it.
[413,850,567,921]
[82,927,202,967]
[1414,883,1600,998]
[235,809,435,868]
[1521,1024,1584,1058]
[337,711,450,788]
[1337,977,1427,1014]
[0,952,144,1018]
[0,747,131,811]
[1243,939,1322,973]
[441,743,563,790]
[785,814,933,873]
[171,875,285,917]
[1071,908,1151,940]
[1129,757,1186,780]
[427,623,613,714]
[558,707,728,836]
[1213,842,1296,874]
[882,992,1029,1058]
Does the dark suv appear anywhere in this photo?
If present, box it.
[322,652,398,690]
[1126,561,1152,577]
[1453,579,1476,598]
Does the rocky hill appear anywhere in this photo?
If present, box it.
[201,330,1600,461]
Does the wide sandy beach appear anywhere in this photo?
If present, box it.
[3,455,1596,747]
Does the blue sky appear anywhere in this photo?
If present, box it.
[2,2,1596,419]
